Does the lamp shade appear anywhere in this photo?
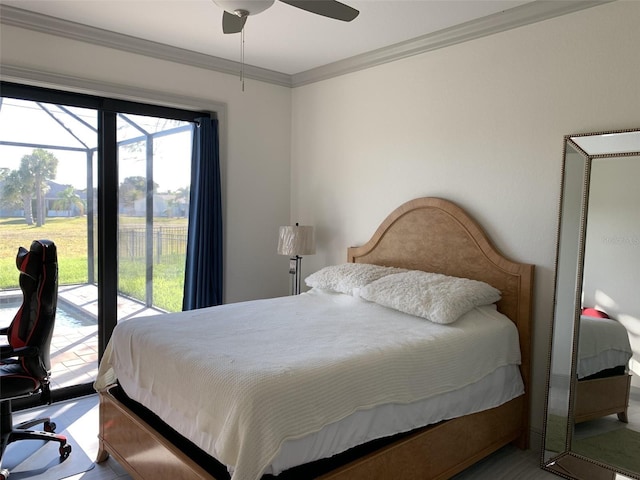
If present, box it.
[277,225,315,256]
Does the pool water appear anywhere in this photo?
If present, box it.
[0,301,95,329]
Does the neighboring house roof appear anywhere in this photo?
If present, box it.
[44,180,86,201]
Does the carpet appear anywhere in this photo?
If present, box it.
[572,427,640,474]
[2,431,95,480]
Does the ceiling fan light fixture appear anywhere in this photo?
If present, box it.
[213,0,275,16]
[213,0,360,90]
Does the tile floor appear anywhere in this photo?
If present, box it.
[8,395,559,480]
[1,284,163,390]
[11,395,132,480]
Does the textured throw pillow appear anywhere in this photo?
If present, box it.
[305,263,406,295]
[359,270,501,324]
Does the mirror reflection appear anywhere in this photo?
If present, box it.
[543,129,640,479]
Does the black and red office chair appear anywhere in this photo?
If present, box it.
[0,240,71,480]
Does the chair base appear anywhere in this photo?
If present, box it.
[0,400,71,480]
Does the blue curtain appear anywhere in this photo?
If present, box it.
[182,117,223,310]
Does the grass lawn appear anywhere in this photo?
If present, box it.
[1,216,187,312]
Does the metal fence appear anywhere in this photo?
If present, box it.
[119,226,188,262]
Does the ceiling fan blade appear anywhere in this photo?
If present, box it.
[279,0,359,22]
[222,10,247,34]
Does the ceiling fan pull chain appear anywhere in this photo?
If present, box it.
[240,27,245,92]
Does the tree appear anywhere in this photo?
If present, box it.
[1,169,35,225]
[175,186,190,217]
[1,149,59,226]
[53,185,85,216]
[119,176,158,214]
[28,149,58,226]
[175,186,190,202]
[28,149,59,226]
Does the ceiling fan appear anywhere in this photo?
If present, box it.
[213,0,360,34]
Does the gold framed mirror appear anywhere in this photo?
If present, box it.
[542,128,640,479]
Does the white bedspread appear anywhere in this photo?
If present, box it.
[96,289,521,480]
[578,315,632,379]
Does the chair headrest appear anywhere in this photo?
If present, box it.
[16,240,57,278]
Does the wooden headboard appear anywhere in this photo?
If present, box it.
[347,197,534,443]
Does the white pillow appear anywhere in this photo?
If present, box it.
[359,270,501,324]
[304,263,406,295]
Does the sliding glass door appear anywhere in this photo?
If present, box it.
[0,83,207,401]
[0,97,99,395]
[116,113,193,316]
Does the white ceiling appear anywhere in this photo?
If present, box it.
[0,0,611,85]
[2,0,541,75]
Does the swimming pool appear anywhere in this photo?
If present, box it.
[0,299,95,329]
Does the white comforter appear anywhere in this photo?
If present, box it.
[578,315,632,378]
[95,289,521,480]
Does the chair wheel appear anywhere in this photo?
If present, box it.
[44,421,56,433]
[60,443,72,459]
[0,467,9,480]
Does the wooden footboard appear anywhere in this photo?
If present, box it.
[98,386,218,480]
[98,386,525,480]
[574,374,631,424]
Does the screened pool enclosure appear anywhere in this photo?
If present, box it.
[0,93,196,393]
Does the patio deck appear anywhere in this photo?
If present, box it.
[1,284,163,390]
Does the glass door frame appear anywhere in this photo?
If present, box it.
[1,82,210,404]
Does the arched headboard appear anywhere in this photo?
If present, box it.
[347,197,534,445]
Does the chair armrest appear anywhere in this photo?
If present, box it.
[0,326,8,335]
[0,344,39,360]
[1,343,15,359]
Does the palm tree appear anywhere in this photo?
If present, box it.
[53,185,85,216]
[1,149,59,226]
[25,149,58,226]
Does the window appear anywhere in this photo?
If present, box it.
[0,82,209,401]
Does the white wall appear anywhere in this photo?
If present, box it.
[0,24,293,303]
[291,1,640,437]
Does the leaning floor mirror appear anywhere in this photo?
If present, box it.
[542,128,640,479]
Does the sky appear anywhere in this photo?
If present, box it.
[0,98,193,193]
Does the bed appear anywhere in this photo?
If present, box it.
[574,314,632,424]
[94,196,534,480]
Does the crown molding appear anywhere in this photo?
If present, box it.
[291,0,615,86]
[0,4,292,88]
[1,1,614,89]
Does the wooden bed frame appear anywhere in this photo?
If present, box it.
[573,317,631,425]
[574,374,631,424]
[97,196,534,480]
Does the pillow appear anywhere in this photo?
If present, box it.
[359,270,501,324]
[304,263,406,295]
[581,307,609,319]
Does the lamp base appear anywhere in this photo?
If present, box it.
[289,256,302,295]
